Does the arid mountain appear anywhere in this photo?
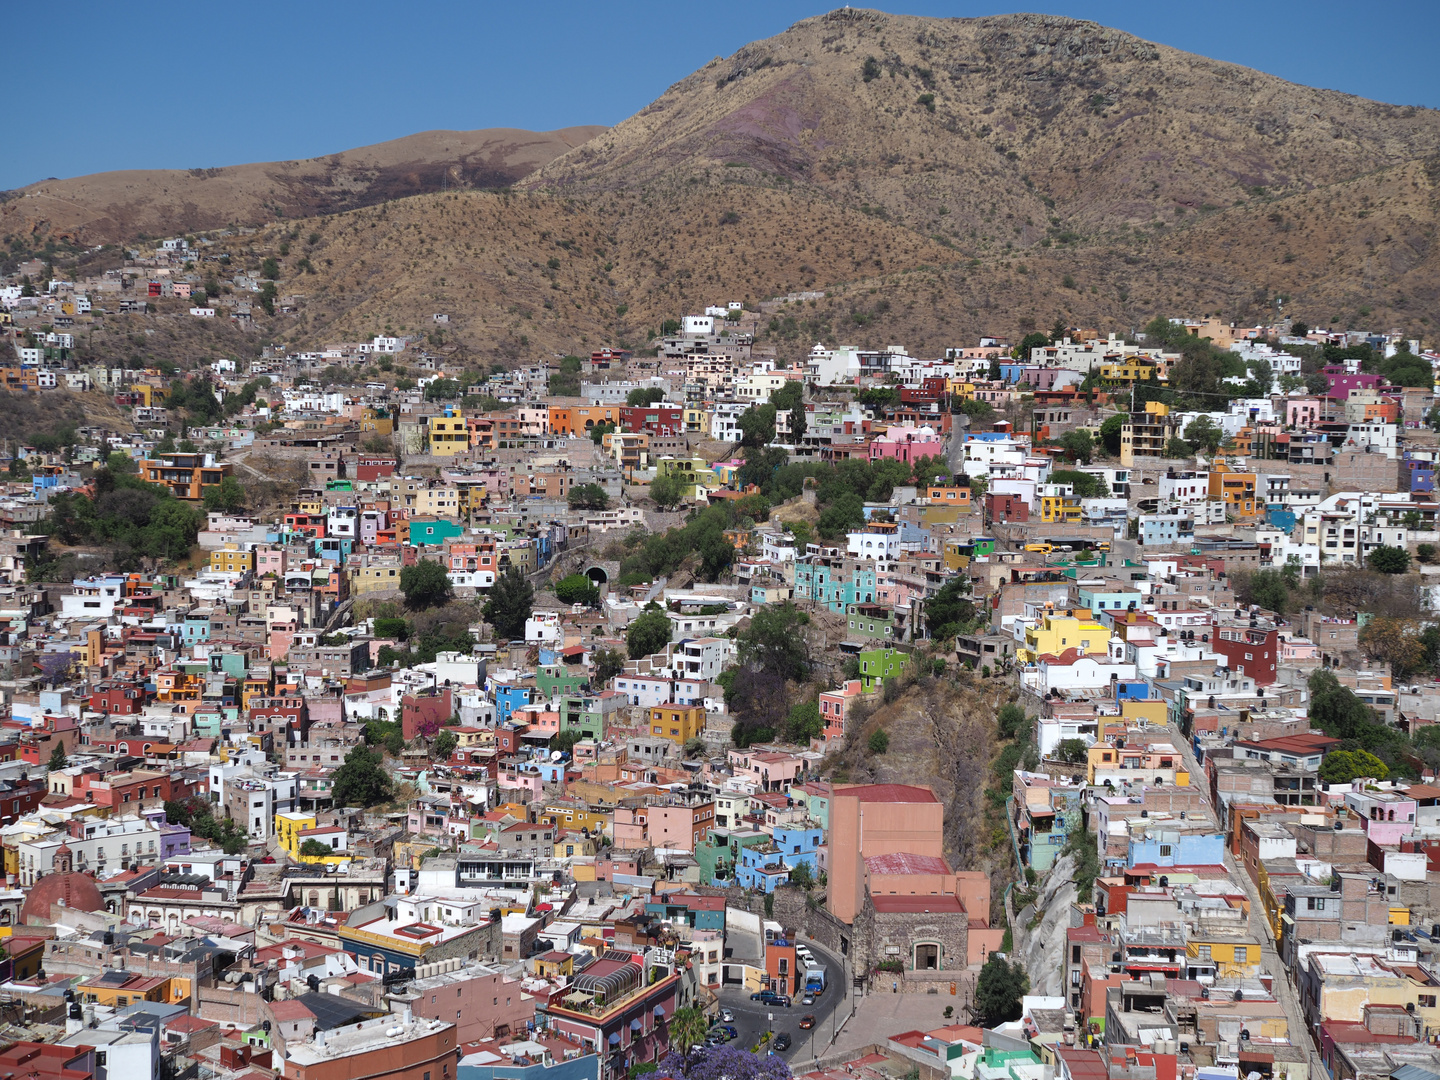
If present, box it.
[0,126,604,245]
[49,11,1440,363]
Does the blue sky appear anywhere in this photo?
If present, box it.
[6,0,1436,191]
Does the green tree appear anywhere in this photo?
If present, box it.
[738,602,811,682]
[737,404,777,448]
[1319,748,1389,784]
[974,955,1030,1025]
[424,378,461,401]
[591,421,617,445]
[568,484,610,511]
[590,647,625,687]
[47,743,67,771]
[868,729,890,754]
[1057,429,1094,464]
[1099,414,1125,456]
[433,730,458,760]
[925,577,975,640]
[1369,545,1411,574]
[649,471,685,509]
[997,702,1029,741]
[788,861,815,889]
[400,561,453,609]
[1054,738,1088,764]
[783,699,822,743]
[1048,469,1109,499]
[668,1006,710,1054]
[627,607,672,660]
[483,566,534,640]
[1183,416,1225,455]
[555,574,601,607]
[300,838,335,858]
[202,476,247,513]
[769,381,806,442]
[1165,436,1192,459]
[331,746,392,807]
[374,616,409,640]
[1013,331,1049,359]
[1239,568,1293,617]
[626,387,667,407]
[261,257,280,280]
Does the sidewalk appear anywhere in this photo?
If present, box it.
[829,990,965,1057]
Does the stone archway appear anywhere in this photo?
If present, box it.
[913,942,941,971]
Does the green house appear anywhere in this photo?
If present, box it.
[846,602,896,641]
[538,664,589,700]
[407,518,464,546]
[858,647,909,692]
[695,827,769,884]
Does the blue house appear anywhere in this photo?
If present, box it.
[736,845,792,893]
[1127,830,1225,869]
[315,537,354,563]
[181,613,212,646]
[770,824,823,872]
[492,682,534,726]
[1114,680,1148,702]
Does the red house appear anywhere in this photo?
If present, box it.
[401,686,453,740]
[1210,617,1279,686]
[985,492,1030,523]
[89,682,149,715]
[619,405,684,437]
[355,456,398,482]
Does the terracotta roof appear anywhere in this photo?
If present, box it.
[839,783,937,804]
[268,1000,316,1022]
[865,852,952,876]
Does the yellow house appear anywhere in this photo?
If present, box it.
[360,407,395,436]
[413,487,462,518]
[210,544,255,574]
[1019,609,1108,663]
[276,811,318,858]
[649,704,706,745]
[1120,699,1169,727]
[555,832,599,859]
[428,415,470,456]
[1040,490,1083,524]
[655,456,721,499]
[127,384,164,408]
[78,970,172,1007]
[533,952,575,978]
[1186,933,1263,980]
[683,405,710,433]
[538,804,610,834]
[1099,361,1161,384]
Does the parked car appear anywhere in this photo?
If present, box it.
[720,1009,735,1023]
[799,1015,816,1030]
[773,1033,792,1052]
[751,989,787,1005]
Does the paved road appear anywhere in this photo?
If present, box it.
[1165,719,1321,1071]
[704,934,848,1065]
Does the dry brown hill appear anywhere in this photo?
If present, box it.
[0,126,604,245]
[46,10,1440,360]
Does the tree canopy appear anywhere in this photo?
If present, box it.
[974,955,1030,1024]
[627,607,672,660]
[400,561,453,609]
[555,574,601,608]
[331,746,392,807]
[483,567,534,640]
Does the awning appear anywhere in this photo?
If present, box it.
[609,1033,621,1045]
[631,1020,642,1031]
[654,1006,666,1018]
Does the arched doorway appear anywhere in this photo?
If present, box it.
[914,943,941,971]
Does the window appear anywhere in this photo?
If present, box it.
[1233,947,1248,963]
[1421,996,1436,1009]
[1159,844,1172,857]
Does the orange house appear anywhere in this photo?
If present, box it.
[766,936,798,995]
[549,404,621,436]
[1206,467,1259,518]
[138,453,234,501]
[924,485,972,508]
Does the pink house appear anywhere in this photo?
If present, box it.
[1324,370,1384,401]
[1286,398,1324,428]
[269,617,299,661]
[726,749,808,792]
[255,545,286,577]
[1344,786,1416,845]
[869,425,943,464]
[818,680,868,744]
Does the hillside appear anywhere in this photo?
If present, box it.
[27,10,1440,356]
[0,126,604,245]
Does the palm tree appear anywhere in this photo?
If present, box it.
[668,1005,709,1053]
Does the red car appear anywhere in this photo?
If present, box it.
[799,1015,816,1030]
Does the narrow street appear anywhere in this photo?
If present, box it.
[1166,719,1321,1072]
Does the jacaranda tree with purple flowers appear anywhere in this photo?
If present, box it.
[653,1045,791,1080]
